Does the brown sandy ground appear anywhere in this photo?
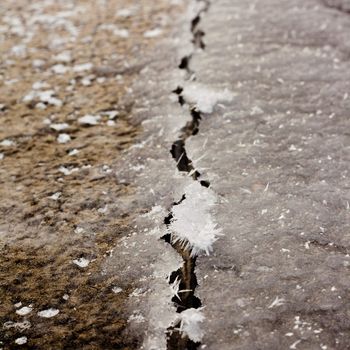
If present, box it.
[0,0,183,348]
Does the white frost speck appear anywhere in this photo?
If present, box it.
[268,296,285,308]
[50,123,69,131]
[113,28,129,38]
[178,308,205,343]
[128,311,145,323]
[51,64,69,74]
[169,182,221,256]
[143,28,163,38]
[112,286,123,294]
[37,308,59,318]
[16,306,33,316]
[32,81,50,90]
[49,192,61,201]
[117,8,135,18]
[54,51,72,63]
[68,149,79,156]
[290,339,301,349]
[73,63,93,72]
[74,226,84,234]
[78,115,101,126]
[182,83,234,114]
[107,120,115,126]
[59,166,79,176]
[0,153,4,160]
[57,133,71,144]
[73,257,90,268]
[0,139,15,147]
[15,337,27,345]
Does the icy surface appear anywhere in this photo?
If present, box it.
[185,0,350,348]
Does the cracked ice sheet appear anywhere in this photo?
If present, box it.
[185,0,350,349]
[101,5,205,348]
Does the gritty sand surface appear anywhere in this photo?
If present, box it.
[0,0,184,348]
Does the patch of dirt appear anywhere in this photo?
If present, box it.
[0,0,184,348]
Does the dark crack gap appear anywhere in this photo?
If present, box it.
[164,1,211,349]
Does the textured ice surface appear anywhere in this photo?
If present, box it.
[185,0,350,349]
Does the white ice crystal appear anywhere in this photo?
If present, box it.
[32,81,50,90]
[143,28,163,38]
[50,123,69,131]
[113,28,129,38]
[15,337,27,345]
[16,306,32,316]
[78,115,101,125]
[73,257,90,268]
[169,182,222,256]
[59,166,78,176]
[177,308,205,343]
[53,51,72,63]
[0,153,3,160]
[37,308,59,318]
[182,83,234,114]
[73,63,93,72]
[23,90,62,107]
[57,133,71,144]
[112,286,123,294]
[68,149,79,156]
[116,8,135,18]
[0,139,15,147]
[49,192,61,201]
[51,64,69,74]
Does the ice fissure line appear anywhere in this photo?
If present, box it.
[163,1,211,349]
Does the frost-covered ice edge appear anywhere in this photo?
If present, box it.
[105,0,234,349]
[158,0,233,348]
